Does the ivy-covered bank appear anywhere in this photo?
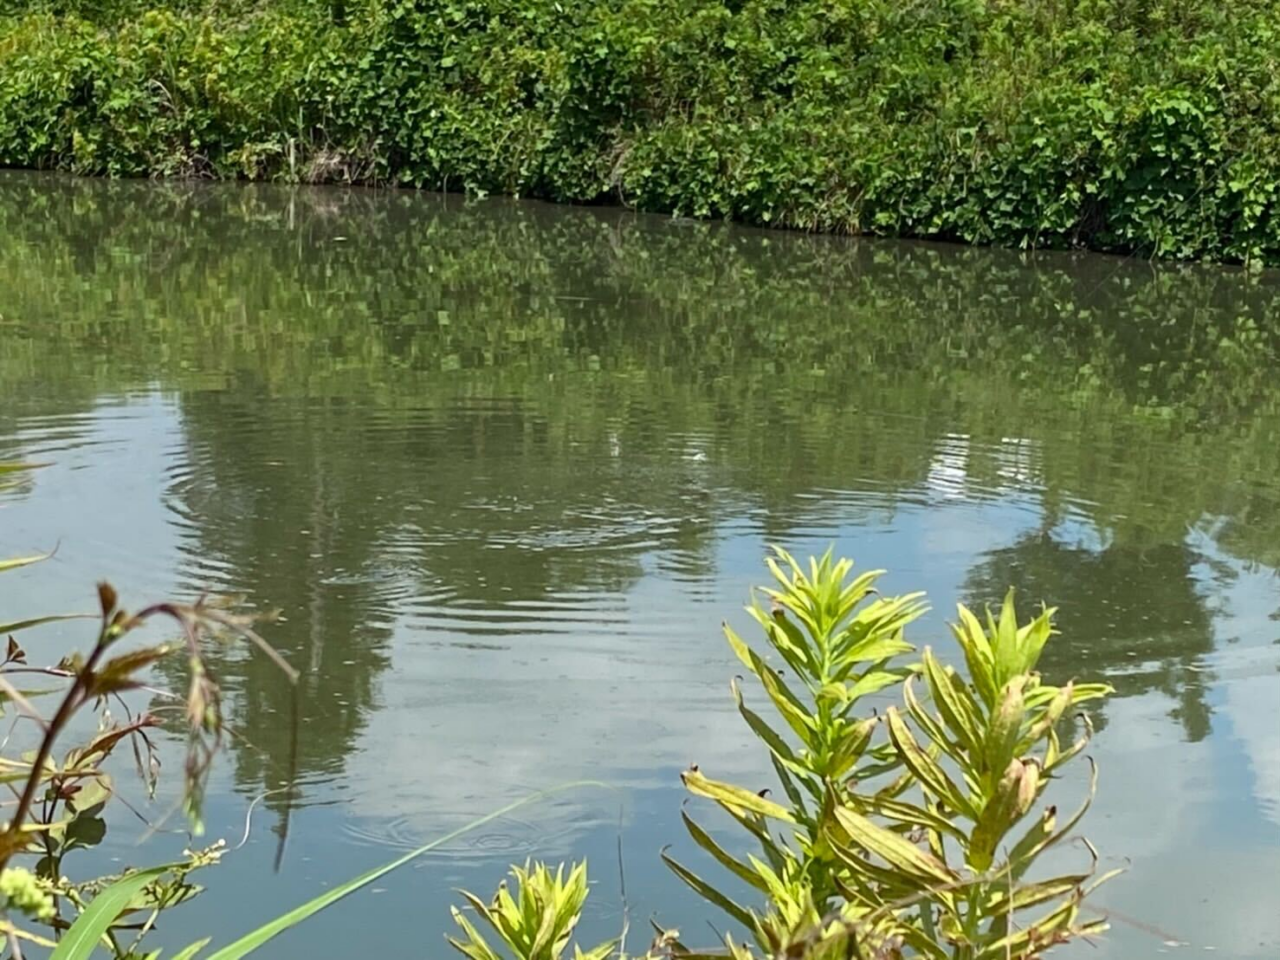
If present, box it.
[2,0,1279,263]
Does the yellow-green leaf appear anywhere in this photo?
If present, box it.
[952,604,997,707]
[922,649,982,753]
[661,850,754,928]
[0,551,54,573]
[982,677,1027,780]
[832,806,957,888]
[885,708,976,819]
[969,759,1036,872]
[680,768,795,822]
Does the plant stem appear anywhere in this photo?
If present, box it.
[0,622,113,865]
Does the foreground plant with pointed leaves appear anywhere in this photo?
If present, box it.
[673,548,927,909]
[668,551,1116,959]
[449,860,616,960]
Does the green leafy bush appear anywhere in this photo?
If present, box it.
[2,0,1280,261]
[663,548,1115,959]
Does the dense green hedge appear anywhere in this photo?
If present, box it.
[3,0,1280,262]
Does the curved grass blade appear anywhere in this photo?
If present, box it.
[0,613,93,635]
[170,939,212,960]
[51,863,176,960]
[204,781,613,960]
[0,551,55,573]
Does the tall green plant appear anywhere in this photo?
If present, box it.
[669,552,1116,959]
[725,548,927,790]
[665,548,926,945]
[824,593,1116,958]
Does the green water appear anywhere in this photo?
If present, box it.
[1,172,1278,957]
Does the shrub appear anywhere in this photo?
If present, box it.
[660,548,1115,959]
[2,0,1280,261]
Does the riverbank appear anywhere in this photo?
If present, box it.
[2,0,1279,263]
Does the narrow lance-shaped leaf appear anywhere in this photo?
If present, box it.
[749,653,817,748]
[448,907,503,960]
[851,793,967,843]
[885,707,976,819]
[845,667,911,701]
[986,872,1107,913]
[661,850,755,929]
[975,893,1081,960]
[723,623,758,676]
[731,679,806,779]
[952,604,997,708]
[1021,681,1072,748]
[1018,606,1056,675]
[1044,710,1095,774]
[529,885,564,959]
[982,676,1027,781]
[680,768,796,822]
[51,864,176,960]
[835,593,927,662]
[989,591,1021,683]
[831,807,958,888]
[969,758,1039,872]
[1025,681,1113,717]
[725,626,814,748]
[681,810,769,891]
[903,675,962,764]
[0,551,55,573]
[921,649,982,753]
[825,716,877,780]
[574,941,617,960]
[747,603,816,678]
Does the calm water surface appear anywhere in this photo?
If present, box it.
[1,172,1278,957]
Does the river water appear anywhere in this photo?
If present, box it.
[0,172,1277,957]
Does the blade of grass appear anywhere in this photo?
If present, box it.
[170,940,212,960]
[51,864,177,960]
[0,613,94,635]
[0,552,54,573]
[205,780,612,960]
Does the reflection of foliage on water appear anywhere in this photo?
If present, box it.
[2,174,1280,421]
[1,172,1277,797]
[962,534,1215,741]
[167,391,397,802]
